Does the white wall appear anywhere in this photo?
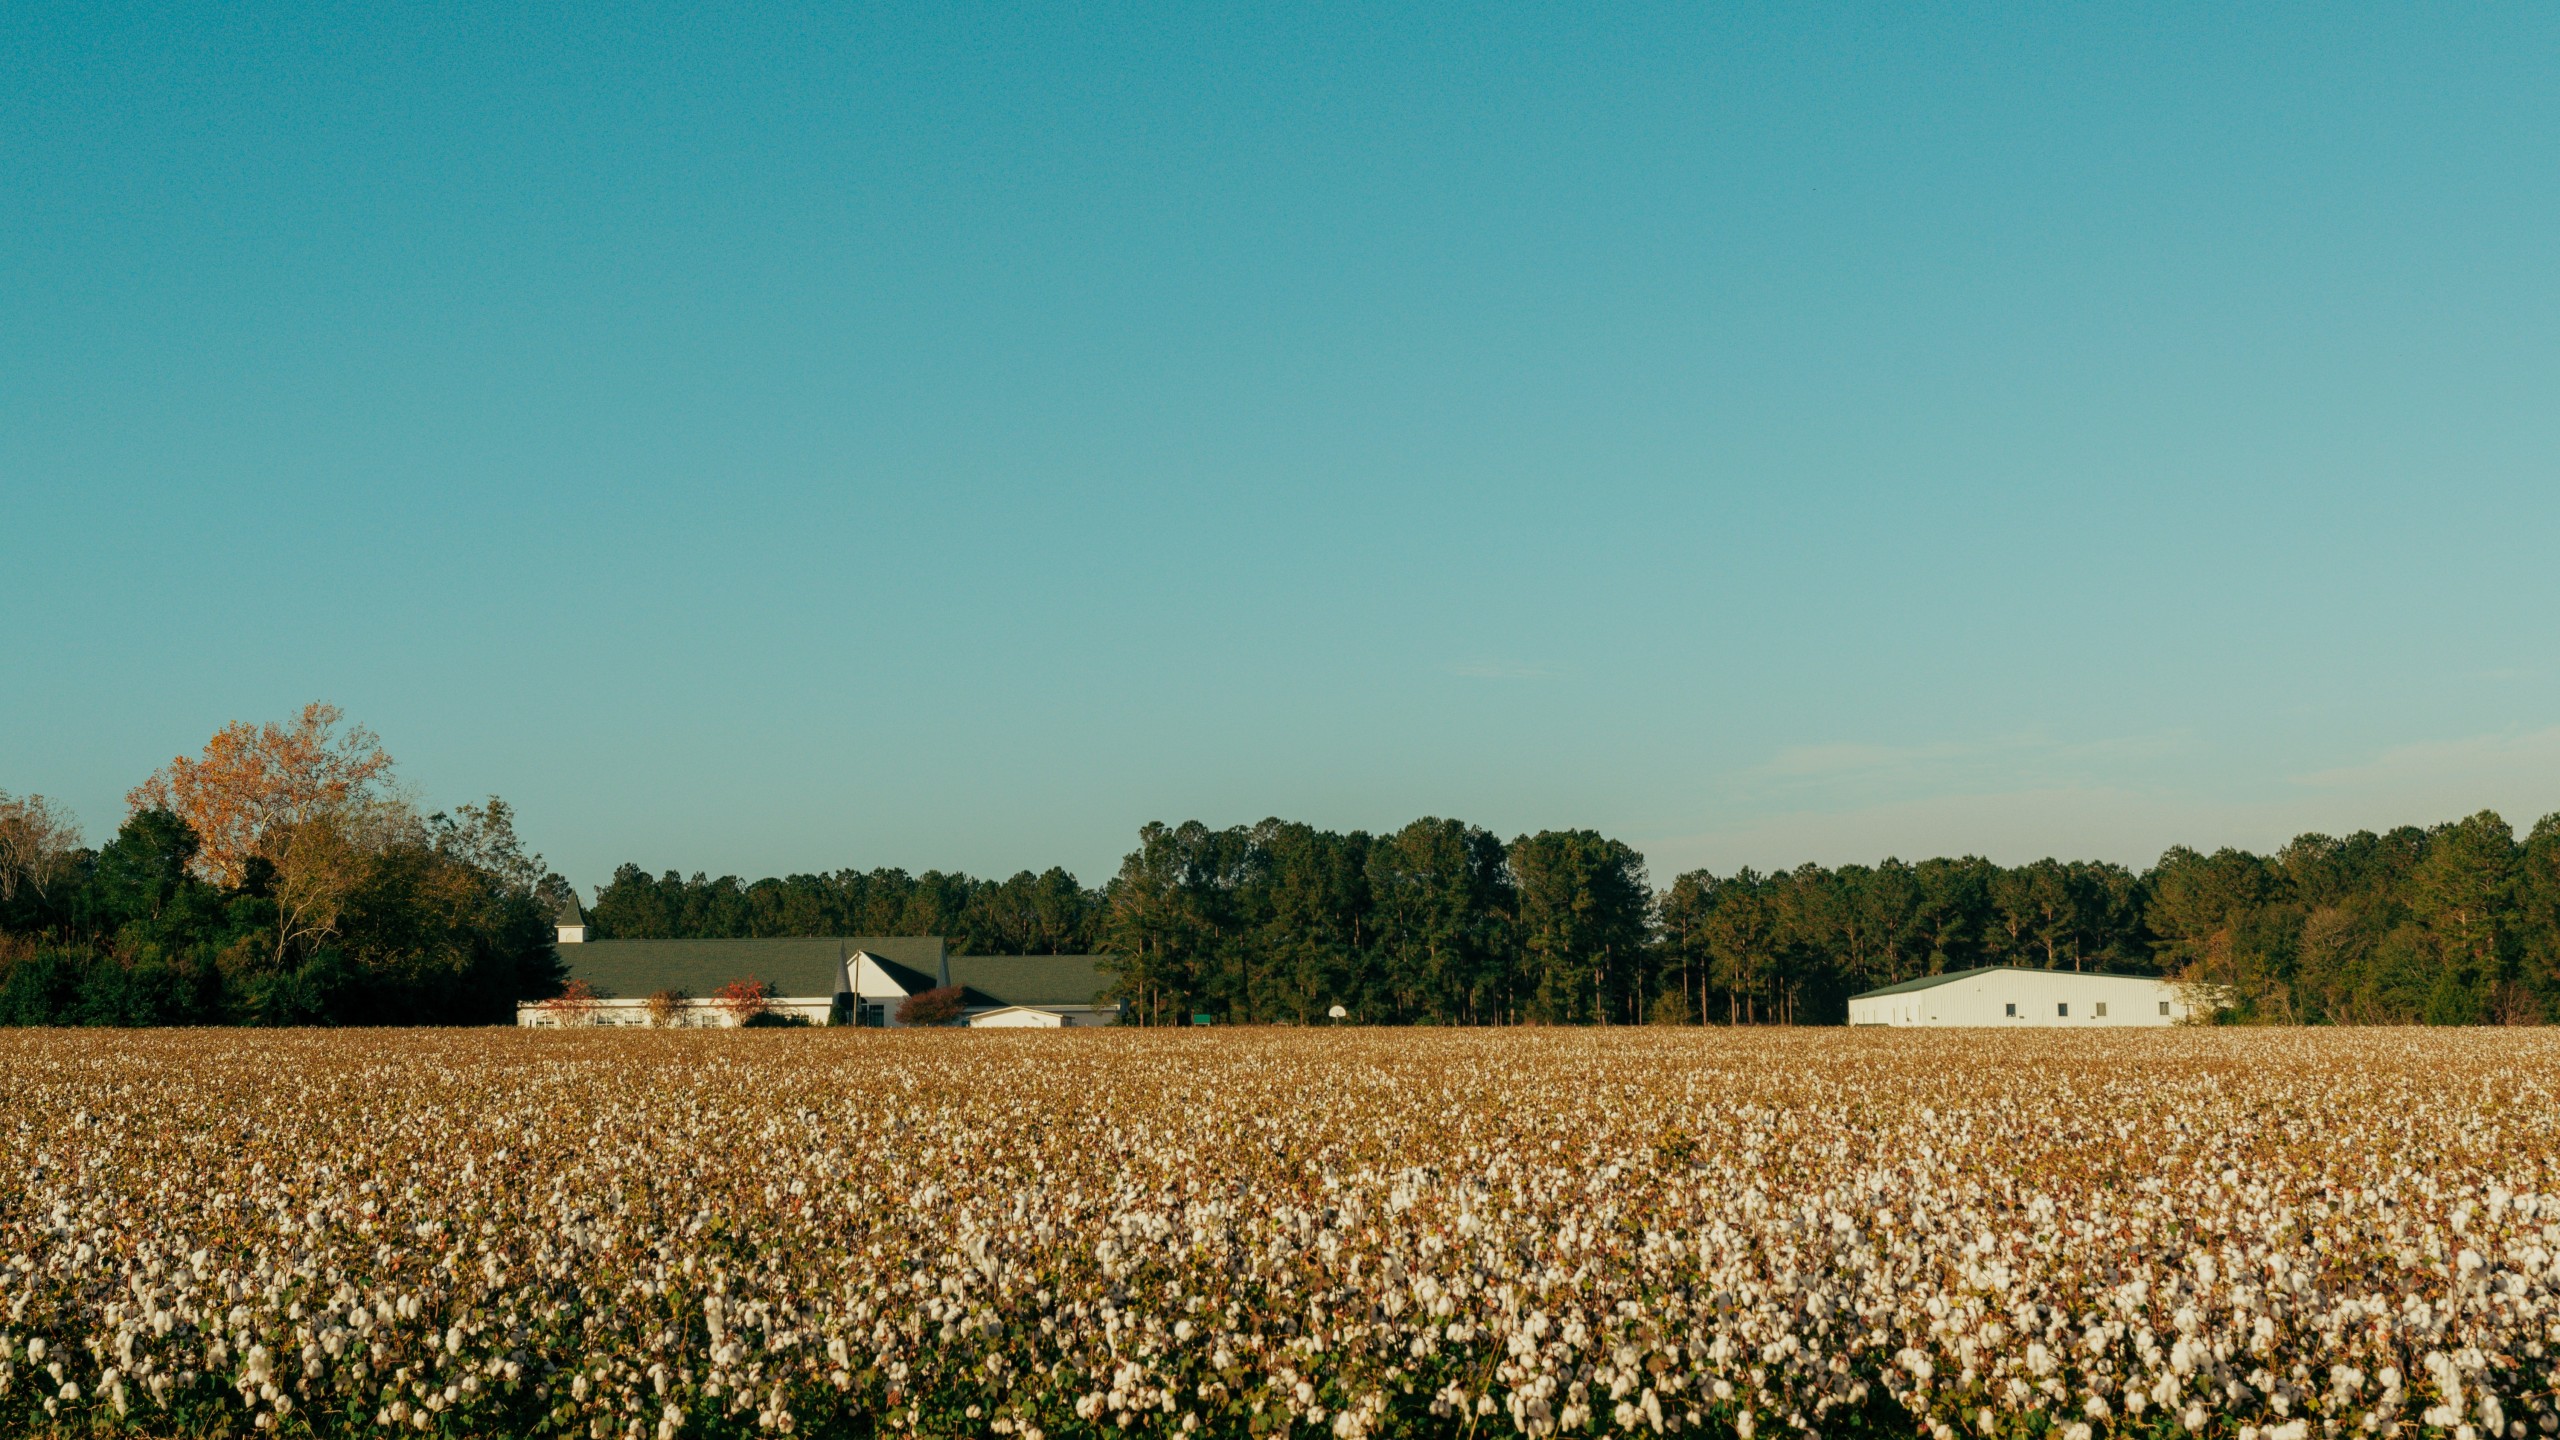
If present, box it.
[967,1006,1064,1029]
[848,951,925,1027]
[963,1004,1120,1028]
[517,996,836,1028]
[1847,970,2196,1027]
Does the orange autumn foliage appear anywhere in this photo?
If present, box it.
[710,977,775,1024]
[127,702,398,886]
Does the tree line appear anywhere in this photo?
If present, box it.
[0,706,562,1025]
[591,809,2560,1025]
[11,705,2558,1025]
[587,864,1101,957]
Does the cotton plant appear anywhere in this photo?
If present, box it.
[0,1029,2554,1439]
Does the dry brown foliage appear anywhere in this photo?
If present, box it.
[125,702,396,886]
[0,792,82,903]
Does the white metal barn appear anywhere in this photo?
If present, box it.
[1846,966,2199,1027]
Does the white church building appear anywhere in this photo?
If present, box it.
[1847,966,2208,1027]
[520,899,1120,1028]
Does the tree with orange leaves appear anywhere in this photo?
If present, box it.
[127,703,399,887]
[537,978,607,1026]
[710,977,775,1025]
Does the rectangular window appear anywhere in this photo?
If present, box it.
[2004,1002,2016,1017]
[2057,1002,2069,1017]
[2159,1001,2171,1016]
[2095,1002,2108,1018]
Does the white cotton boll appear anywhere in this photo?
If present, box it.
[2184,1405,2208,1432]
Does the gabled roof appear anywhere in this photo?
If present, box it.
[1850,965,2171,1000]
[561,936,946,999]
[853,952,945,997]
[1851,966,2003,1000]
[946,954,1113,1009]
[554,937,1108,1005]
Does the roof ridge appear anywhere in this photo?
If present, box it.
[1849,964,2172,999]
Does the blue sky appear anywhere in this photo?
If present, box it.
[6,4,2559,893]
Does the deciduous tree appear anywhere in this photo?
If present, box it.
[0,792,82,905]
[127,703,398,886]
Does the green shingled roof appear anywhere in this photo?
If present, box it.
[946,954,1114,1009]
[562,936,946,999]
[855,953,945,996]
[559,938,1113,1008]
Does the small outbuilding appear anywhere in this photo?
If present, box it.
[966,1004,1112,1029]
[1846,966,2202,1027]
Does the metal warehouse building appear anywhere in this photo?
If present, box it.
[1847,966,2202,1027]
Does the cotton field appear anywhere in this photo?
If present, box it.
[2,1031,2555,1440]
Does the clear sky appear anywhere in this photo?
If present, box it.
[7,4,2559,894]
